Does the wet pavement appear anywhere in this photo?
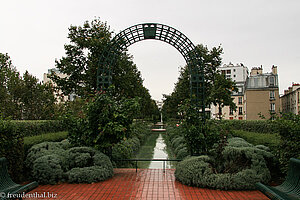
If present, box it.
[26,169,269,199]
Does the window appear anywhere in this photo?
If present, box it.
[269,76,275,86]
[238,117,243,120]
[238,97,242,105]
[238,107,243,115]
[270,90,275,100]
[226,75,231,79]
[270,103,275,112]
[229,117,234,120]
[229,107,234,115]
[233,75,236,78]
[221,70,226,75]
[233,69,236,72]
[238,87,242,94]
[226,70,231,74]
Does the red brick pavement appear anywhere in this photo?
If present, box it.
[26,169,269,200]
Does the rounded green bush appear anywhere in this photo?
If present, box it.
[67,166,113,183]
[175,137,273,190]
[32,155,64,185]
[26,140,113,184]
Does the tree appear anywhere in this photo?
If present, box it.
[50,18,159,119]
[22,71,57,120]
[209,73,237,120]
[0,53,23,119]
[0,53,57,120]
[162,44,225,119]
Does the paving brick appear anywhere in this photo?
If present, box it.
[26,169,269,199]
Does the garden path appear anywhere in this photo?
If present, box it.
[26,169,269,200]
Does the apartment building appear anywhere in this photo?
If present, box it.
[244,66,280,120]
[43,68,76,103]
[280,83,300,114]
[211,63,248,119]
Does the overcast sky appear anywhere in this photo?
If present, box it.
[1,0,299,100]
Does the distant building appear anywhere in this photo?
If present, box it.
[244,66,280,120]
[211,63,248,120]
[210,64,280,120]
[43,68,76,103]
[280,83,300,114]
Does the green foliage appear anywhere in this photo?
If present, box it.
[162,44,225,119]
[24,131,68,153]
[0,53,57,120]
[179,103,224,155]
[209,73,237,119]
[68,92,140,152]
[222,119,277,134]
[0,120,24,182]
[175,137,273,190]
[32,155,65,185]
[275,113,300,174]
[50,18,159,119]
[26,140,113,184]
[67,166,112,183]
[8,120,67,137]
[232,130,280,152]
[111,137,140,167]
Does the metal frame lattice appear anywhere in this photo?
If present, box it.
[97,23,205,120]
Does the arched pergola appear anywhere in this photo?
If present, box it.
[97,23,205,120]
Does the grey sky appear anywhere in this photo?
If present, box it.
[1,0,299,100]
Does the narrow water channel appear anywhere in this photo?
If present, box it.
[148,134,173,169]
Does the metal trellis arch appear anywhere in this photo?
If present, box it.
[97,23,206,120]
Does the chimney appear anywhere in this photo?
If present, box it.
[250,67,263,76]
[272,65,277,74]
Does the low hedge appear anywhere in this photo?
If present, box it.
[221,120,277,134]
[24,131,68,153]
[26,140,113,184]
[164,125,189,160]
[232,130,280,152]
[111,121,152,167]
[175,137,273,190]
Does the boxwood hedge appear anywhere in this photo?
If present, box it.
[175,137,273,190]
[26,140,113,184]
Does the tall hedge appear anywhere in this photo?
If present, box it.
[0,120,24,182]
[9,120,67,137]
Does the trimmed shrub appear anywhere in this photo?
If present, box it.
[275,113,300,174]
[67,166,112,183]
[32,155,65,185]
[0,120,24,182]
[8,120,67,137]
[112,137,140,167]
[232,130,280,152]
[175,137,273,190]
[24,131,68,153]
[25,140,113,184]
[221,120,277,134]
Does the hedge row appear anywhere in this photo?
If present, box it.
[232,130,280,153]
[0,120,24,182]
[220,120,277,134]
[111,121,152,167]
[163,125,189,160]
[24,131,68,153]
[7,120,68,137]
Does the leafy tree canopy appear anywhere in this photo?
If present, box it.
[50,18,159,119]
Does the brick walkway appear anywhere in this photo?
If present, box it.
[26,169,269,200]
